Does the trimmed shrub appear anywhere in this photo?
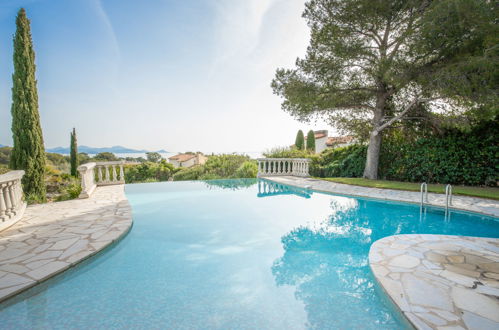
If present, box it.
[306,130,316,151]
[295,130,305,150]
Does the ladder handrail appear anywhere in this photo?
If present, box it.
[420,182,428,206]
[445,184,453,214]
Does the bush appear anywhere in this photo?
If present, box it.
[125,160,175,183]
[0,147,12,165]
[380,121,498,185]
[173,166,205,181]
[173,154,258,181]
[235,161,258,178]
[310,145,367,177]
[263,147,312,158]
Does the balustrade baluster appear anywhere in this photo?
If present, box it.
[4,183,12,217]
[112,165,117,182]
[98,166,103,183]
[0,184,6,219]
[120,164,125,181]
[8,182,16,214]
[105,166,110,182]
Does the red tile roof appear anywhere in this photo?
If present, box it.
[326,136,355,146]
[168,154,196,162]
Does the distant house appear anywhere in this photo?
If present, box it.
[168,153,207,168]
[305,130,356,153]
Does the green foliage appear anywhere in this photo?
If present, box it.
[78,153,91,165]
[146,152,162,163]
[125,160,175,183]
[10,8,46,201]
[313,121,498,186]
[306,130,315,151]
[235,161,258,178]
[70,128,78,176]
[173,154,258,181]
[0,165,10,175]
[46,152,70,172]
[93,152,119,161]
[295,130,305,150]
[310,145,367,178]
[263,147,311,158]
[381,121,498,186]
[44,166,81,203]
[0,147,12,165]
[172,166,205,181]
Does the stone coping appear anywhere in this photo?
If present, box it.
[369,234,499,330]
[0,185,132,303]
[263,176,499,217]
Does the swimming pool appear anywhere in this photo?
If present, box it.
[1,179,498,329]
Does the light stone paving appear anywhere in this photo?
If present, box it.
[0,185,132,303]
[264,176,499,217]
[370,235,499,330]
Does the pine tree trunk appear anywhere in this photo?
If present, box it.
[363,130,382,179]
[363,92,387,180]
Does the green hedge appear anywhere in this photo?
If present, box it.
[311,121,498,186]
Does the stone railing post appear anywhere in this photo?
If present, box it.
[77,162,97,198]
[0,170,27,232]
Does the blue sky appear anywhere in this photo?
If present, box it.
[0,0,332,153]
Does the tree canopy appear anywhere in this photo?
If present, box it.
[272,0,498,179]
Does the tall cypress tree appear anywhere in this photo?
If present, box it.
[306,130,315,152]
[70,128,78,176]
[10,8,46,201]
[295,130,304,150]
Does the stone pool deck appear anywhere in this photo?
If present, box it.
[370,235,499,330]
[264,176,499,217]
[0,185,132,303]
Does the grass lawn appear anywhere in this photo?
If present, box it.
[318,177,499,201]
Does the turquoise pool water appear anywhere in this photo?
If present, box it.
[1,179,498,329]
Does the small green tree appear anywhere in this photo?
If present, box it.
[146,152,162,163]
[306,130,316,152]
[70,128,78,176]
[10,8,46,201]
[295,130,305,150]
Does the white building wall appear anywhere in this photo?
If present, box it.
[180,157,196,168]
[315,136,328,153]
[169,159,181,167]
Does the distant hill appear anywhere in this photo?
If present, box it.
[46,145,168,154]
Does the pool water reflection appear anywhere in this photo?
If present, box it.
[1,179,498,329]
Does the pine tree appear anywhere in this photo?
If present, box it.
[10,8,46,201]
[295,130,304,150]
[70,128,78,176]
[306,130,315,152]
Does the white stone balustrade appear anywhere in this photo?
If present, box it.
[78,161,125,198]
[0,170,27,231]
[257,158,310,177]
